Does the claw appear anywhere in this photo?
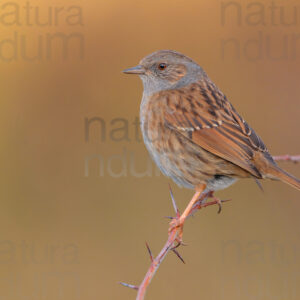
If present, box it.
[168,217,186,250]
[217,198,231,213]
[217,199,222,214]
[206,191,231,214]
[168,218,182,233]
[172,239,188,250]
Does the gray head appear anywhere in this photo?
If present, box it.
[123,50,206,95]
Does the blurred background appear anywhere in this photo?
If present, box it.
[1,0,300,299]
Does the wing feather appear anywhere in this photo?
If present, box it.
[163,81,273,178]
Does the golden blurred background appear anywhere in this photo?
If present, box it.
[1,0,300,299]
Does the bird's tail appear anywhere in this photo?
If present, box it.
[266,164,300,191]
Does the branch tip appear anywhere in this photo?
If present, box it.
[273,154,300,163]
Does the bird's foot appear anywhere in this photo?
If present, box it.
[206,191,231,214]
[168,217,186,246]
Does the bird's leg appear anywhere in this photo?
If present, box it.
[168,184,206,244]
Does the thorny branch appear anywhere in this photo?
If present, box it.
[120,154,299,300]
[120,188,229,300]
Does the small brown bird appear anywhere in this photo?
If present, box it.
[123,50,300,233]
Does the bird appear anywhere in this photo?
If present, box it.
[123,50,300,236]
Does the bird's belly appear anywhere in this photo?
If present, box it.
[144,137,195,188]
[141,121,237,190]
[206,175,237,191]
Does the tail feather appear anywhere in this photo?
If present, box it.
[267,165,300,191]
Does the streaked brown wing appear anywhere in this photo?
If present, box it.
[163,81,272,178]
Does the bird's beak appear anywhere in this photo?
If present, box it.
[123,65,145,75]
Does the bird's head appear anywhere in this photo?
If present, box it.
[123,50,205,95]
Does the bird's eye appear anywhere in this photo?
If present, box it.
[158,63,167,70]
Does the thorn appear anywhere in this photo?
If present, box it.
[145,242,153,262]
[169,184,180,217]
[221,198,232,203]
[172,249,185,264]
[164,216,175,220]
[119,282,139,290]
